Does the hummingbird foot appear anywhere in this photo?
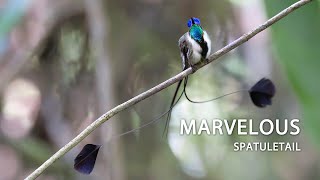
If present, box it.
[190,64,197,73]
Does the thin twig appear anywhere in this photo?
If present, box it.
[25,0,313,179]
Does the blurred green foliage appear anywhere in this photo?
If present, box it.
[0,0,29,53]
[265,0,320,146]
[0,0,29,37]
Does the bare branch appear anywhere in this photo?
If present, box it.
[25,0,313,179]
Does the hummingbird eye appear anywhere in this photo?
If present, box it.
[187,17,201,28]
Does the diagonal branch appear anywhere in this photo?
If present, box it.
[25,0,313,179]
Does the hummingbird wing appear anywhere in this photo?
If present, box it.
[162,33,192,138]
[178,33,191,104]
[178,32,192,70]
[202,30,211,59]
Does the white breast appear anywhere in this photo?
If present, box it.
[186,34,202,65]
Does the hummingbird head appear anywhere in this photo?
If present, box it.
[187,17,204,42]
[187,17,201,28]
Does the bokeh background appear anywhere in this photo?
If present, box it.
[0,0,319,179]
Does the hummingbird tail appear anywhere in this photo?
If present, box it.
[162,79,183,138]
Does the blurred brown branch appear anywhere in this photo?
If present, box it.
[84,0,125,179]
[25,0,313,179]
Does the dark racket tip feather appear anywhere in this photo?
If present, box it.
[74,144,101,174]
[249,78,276,108]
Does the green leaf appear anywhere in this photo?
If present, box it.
[265,0,320,145]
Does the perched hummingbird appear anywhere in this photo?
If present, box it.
[163,17,212,137]
[179,17,211,70]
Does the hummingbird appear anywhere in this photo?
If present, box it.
[179,17,211,70]
[163,17,212,137]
